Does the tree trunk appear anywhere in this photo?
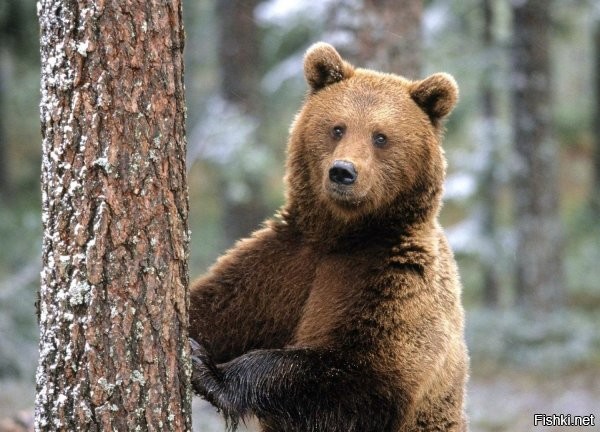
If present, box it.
[215,0,268,246]
[479,0,500,307]
[511,0,564,309]
[328,0,423,78]
[36,1,191,431]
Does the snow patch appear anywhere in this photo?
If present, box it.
[423,2,451,41]
[187,95,258,167]
[261,53,303,93]
[446,217,480,255]
[255,0,333,26]
[444,172,476,201]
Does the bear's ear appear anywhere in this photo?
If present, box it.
[304,42,354,92]
[410,73,459,122]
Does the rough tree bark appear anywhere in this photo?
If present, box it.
[511,0,564,309]
[36,1,191,431]
[479,0,500,307]
[215,0,268,247]
[328,0,423,78]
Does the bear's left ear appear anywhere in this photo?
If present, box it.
[410,73,459,122]
[304,42,354,92]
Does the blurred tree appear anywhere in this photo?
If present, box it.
[0,53,7,199]
[592,20,600,216]
[215,0,270,247]
[327,0,423,78]
[511,0,564,309]
[36,0,191,430]
[479,0,500,307]
[217,0,261,113]
[0,0,46,384]
[359,0,422,77]
[0,0,38,200]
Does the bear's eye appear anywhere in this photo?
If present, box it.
[373,133,387,147]
[331,125,345,140]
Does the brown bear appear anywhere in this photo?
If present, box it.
[189,42,468,432]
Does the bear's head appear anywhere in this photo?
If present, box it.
[284,42,458,237]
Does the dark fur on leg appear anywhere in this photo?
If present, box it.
[189,338,401,432]
[190,338,242,430]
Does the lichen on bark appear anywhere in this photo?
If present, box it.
[36,0,191,430]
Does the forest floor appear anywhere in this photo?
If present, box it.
[467,368,599,432]
[1,367,598,431]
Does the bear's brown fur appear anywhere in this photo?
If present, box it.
[189,42,468,432]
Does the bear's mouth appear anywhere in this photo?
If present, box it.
[325,183,367,207]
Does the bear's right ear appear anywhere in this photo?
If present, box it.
[304,42,354,92]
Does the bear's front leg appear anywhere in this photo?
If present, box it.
[190,338,400,432]
[189,338,243,429]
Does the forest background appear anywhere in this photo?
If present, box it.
[1,0,599,431]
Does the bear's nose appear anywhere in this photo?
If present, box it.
[329,160,357,185]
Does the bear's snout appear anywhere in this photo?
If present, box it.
[329,160,357,185]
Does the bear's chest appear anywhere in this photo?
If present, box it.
[292,251,386,348]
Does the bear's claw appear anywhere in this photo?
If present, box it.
[189,338,225,403]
